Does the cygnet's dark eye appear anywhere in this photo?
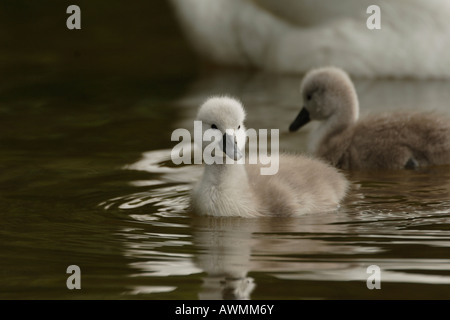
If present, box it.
[306,94,312,101]
[211,124,218,129]
[238,125,241,130]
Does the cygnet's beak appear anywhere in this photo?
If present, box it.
[220,133,243,161]
[289,107,311,132]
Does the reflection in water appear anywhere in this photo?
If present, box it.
[125,286,177,295]
[102,145,450,299]
[192,217,257,300]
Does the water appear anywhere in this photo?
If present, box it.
[1,68,450,300]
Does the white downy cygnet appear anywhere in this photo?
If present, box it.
[289,67,450,170]
[192,96,348,217]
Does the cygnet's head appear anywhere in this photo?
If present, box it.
[196,96,247,161]
[289,67,359,132]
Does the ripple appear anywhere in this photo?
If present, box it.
[123,148,202,184]
[124,286,177,295]
[273,259,450,285]
[128,260,202,277]
[99,149,200,221]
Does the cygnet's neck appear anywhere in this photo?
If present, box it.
[197,162,258,217]
[309,93,359,154]
[202,162,249,189]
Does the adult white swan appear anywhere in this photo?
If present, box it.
[169,0,450,78]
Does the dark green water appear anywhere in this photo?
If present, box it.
[1,1,450,300]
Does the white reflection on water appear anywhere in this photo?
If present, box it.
[128,260,201,277]
[273,259,450,285]
[103,186,190,211]
[99,149,198,216]
[123,148,203,184]
[124,286,177,295]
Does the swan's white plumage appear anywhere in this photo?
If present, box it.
[169,0,450,78]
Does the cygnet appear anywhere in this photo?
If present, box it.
[289,67,450,170]
[192,96,348,217]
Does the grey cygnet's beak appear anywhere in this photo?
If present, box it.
[289,107,311,132]
[220,133,243,161]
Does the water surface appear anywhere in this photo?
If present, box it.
[1,68,450,299]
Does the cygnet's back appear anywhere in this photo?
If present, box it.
[337,112,450,169]
[246,154,348,216]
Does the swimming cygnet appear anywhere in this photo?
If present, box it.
[191,96,348,217]
[289,67,450,170]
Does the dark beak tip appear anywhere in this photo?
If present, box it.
[288,123,299,132]
[289,108,310,132]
